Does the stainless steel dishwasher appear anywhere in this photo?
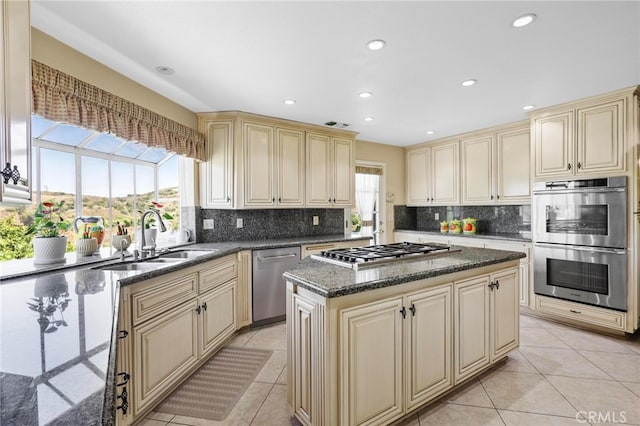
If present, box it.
[252,246,301,325]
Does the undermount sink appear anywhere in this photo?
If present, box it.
[96,262,163,271]
[145,257,185,263]
[159,250,215,259]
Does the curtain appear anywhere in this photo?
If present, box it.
[31,60,206,161]
[355,173,379,226]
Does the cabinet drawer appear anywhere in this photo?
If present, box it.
[199,255,237,294]
[535,296,626,331]
[131,273,198,326]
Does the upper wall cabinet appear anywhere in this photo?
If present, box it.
[306,133,354,208]
[198,112,356,209]
[461,123,530,205]
[0,0,32,205]
[406,140,459,206]
[532,88,638,179]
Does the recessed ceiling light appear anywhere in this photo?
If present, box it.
[155,66,174,75]
[461,79,477,87]
[364,117,374,122]
[359,92,372,98]
[426,130,435,135]
[284,99,296,105]
[367,39,386,51]
[522,104,535,111]
[513,13,536,28]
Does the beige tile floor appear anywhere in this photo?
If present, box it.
[142,315,640,426]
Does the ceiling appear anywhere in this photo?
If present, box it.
[31,1,640,147]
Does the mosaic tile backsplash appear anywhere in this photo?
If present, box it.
[195,208,346,242]
[395,205,531,234]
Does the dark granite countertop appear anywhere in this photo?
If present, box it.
[0,233,370,425]
[284,246,526,298]
[394,229,532,243]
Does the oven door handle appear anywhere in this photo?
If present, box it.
[533,187,626,195]
[534,243,626,255]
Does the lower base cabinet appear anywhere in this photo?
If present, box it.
[288,263,519,426]
[116,255,239,425]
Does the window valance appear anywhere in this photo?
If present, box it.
[31,60,205,161]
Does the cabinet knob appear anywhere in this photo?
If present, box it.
[116,372,130,387]
[196,306,202,315]
[409,304,416,316]
[490,195,494,200]
[328,198,332,203]
[333,198,336,203]
[118,330,129,339]
[488,282,495,291]
[278,197,281,203]
[494,279,500,290]
[496,194,500,200]
[567,163,572,170]
[227,196,231,202]
[400,306,407,319]
[577,162,582,169]
[202,302,208,311]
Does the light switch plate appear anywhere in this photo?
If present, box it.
[434,213,439,220]
[236,218,243,228]
[203,219,214,230]
[313,216,319,226]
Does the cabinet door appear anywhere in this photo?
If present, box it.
[405,285,452,410]
[576,100,625,175]
[454,275,490,384]
[1,0,32,204]
[291,294,316,425]
[200,280,236,358]
[406,148,430,206]
[496,127,531,203]
[244,122,275,207]
[332,137,354,207]
[200,121,233,208]
[431,141,459,204]
[490,268,519,361]
[276,128,305,206]
[306,133,332,207]
[461,136,493,204]
[133,300,199,416]
[534,111,574,178]
[341,297,404,426]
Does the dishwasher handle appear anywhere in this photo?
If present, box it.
[257,253,298,262]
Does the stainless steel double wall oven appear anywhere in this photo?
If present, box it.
[533,176,627,311]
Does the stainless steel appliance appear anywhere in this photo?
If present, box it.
[311,242,457,270]
[252,246,301,325]
[532,176,626,248]
[533,176,627,311]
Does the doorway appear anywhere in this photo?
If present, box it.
[354,161,386,244]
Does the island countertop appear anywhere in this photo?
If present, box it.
[284,246,526,298]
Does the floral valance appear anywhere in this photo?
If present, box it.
[31,60,205,161]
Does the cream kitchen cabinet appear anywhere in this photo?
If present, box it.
[454,267,519,384]
[461,123,530,204]
[199,119,234,208]
[339,284,452,425]
[198,112,356,209]
[306,132,354,208]
[0,0,32,205]
[533,90,632,179]
[117,254,239,425]
[406,140,459,206]
[243,123,305,207]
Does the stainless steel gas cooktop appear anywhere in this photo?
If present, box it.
[311,242,458,270]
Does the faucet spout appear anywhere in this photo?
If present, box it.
[140,209,167,252]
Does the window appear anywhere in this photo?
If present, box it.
[0,115,182,260]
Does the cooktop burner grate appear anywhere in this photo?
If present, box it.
[312,242,456,269]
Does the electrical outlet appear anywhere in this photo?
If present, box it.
[434,213,439,220]
[236,218,243,228]
[313,216,319,226]
[203,219,214,230]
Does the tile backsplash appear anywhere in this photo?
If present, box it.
[194,208,346,242]
[396,205,531,234]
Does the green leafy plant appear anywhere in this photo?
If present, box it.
[139,201,173,229]
[25,201,70,238]
[351,212,362,232]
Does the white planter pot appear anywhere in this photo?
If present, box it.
[112,234,131,251]
[136,228,158,249]
[33,236,68,265]
[76,238,98,257]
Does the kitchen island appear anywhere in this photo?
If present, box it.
[284,246,525,426]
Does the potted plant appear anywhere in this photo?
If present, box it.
[137,201,173,248]
[351,212,362,232]
[112,221,131,251]
[75,225,98,257]
[25,200,70,264]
